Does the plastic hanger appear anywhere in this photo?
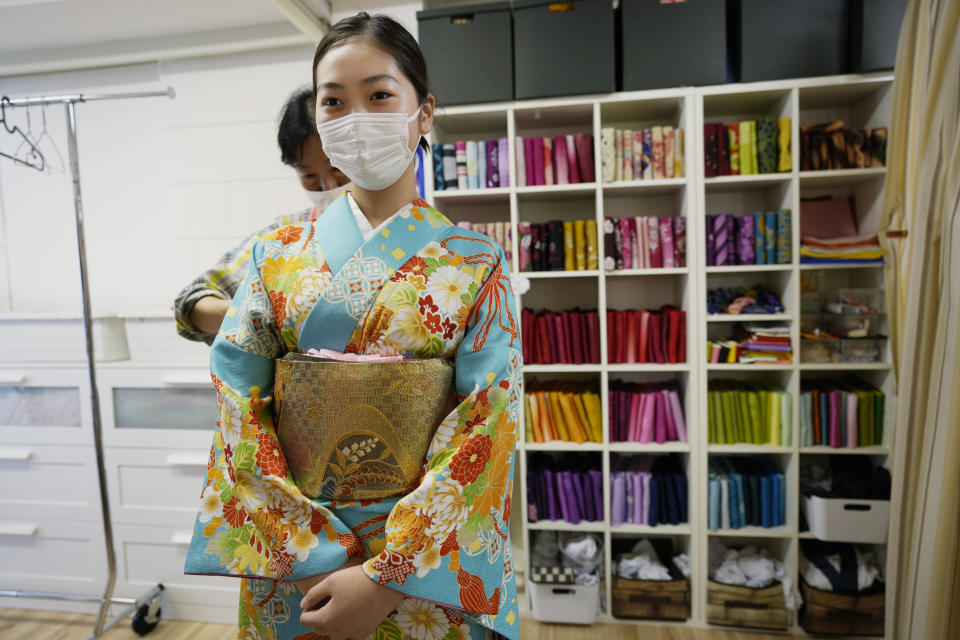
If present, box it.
[33,107,65,174]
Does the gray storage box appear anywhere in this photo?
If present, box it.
[730,0,849,82]
[513,0,616,99]
[620,0,728,90]
[849,0,908,72]
[417,2,513,105]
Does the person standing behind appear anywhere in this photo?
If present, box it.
[173,86,351,344]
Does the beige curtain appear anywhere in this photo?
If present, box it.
[880,0,960,638]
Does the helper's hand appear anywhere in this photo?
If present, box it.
[299,564,406,640]
[293,554,365,597]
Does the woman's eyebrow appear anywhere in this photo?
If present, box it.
[363,74,398,85]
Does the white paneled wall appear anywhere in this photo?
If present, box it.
[0,0,423,316]
[0,45,318,315]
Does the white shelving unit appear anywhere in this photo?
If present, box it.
[424,72,897,638]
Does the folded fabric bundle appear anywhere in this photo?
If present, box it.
[708,456,786,530]
[453,220,512,262]
[601,126,685,182]
[607,306,686,364]
[525,380,602,444]
[707,380,792,446]
[527,453,604,524]
[615,539,672,580]
[799,121,887,171]
[800,378,885,448]
[706,211,791,266]
[708,324,793,365]
[516,133,594,187]
[519,219,598,272]
[433,137,510,190]
[704,118,791,177]
[707,284,784,315]
[608,379,688,444]
[602,215,686,270]
[521,308,601,364]
[610,454,687,528]
[800,541,883,593]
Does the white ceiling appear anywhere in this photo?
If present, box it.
[0,0,292,53]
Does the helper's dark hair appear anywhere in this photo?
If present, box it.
[312,12,432,151]
[277,86,317,166]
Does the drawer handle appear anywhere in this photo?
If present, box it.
[170,532,193,545]
[166,453,209,467]
[844,504,873,512]
[160,373,212,387]
[0,447,34,461]
[0,523,39,536]
[0,373,28,385]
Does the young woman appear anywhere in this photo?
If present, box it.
[184,13,521,640]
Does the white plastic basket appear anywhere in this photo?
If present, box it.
[802,494,890,543]
[529,580,599,624]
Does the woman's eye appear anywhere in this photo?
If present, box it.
[372,91,391,101]
[321,97,342,107]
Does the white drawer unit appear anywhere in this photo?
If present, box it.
[0,366,92,446]
[0,444,102,522]
[97,367,218,448]
[0,315,129,363]
[113,523,238,617]
[105,446,208,528]
[120,316,209,368]
[0,519,106,595]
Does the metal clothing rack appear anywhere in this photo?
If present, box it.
[0,88,174,639]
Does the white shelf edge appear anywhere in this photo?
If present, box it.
[609,524,692,535]
[524,270,600,279]
[515,183,597,195]
[798,362,893,371]
[706,314,794,323]
[799,446,890,455]
[608,443,691,453]
[799,262,885,270]
[606,268,689,277]
[524,442,603,451]
[431,187,511,199]
[708,445,793,454]
[606,364,691,373]
[527,521,606,532]
[524,365,602,373]
[704,174,791,186]
[708,526,794,538]
[706,364,794,371]
[705,265,793,273]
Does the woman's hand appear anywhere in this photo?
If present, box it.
[299,564,406,640]
[293,554,365,596]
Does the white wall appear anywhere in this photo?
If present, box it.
[0,0,423,317]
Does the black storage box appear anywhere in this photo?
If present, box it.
[620,0,728,91]
[417,2,513,105]
[730,0,849,82]
[849,0,908,72]
[513,0,616,99]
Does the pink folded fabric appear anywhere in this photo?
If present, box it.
[668,389,688,443]
[640,393,655,443]
[654,391,666,444]
[663,390,677,441]
[306,349,404,362]
[629,393,642,442]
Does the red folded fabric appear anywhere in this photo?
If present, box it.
[648,313,664,364]
[587,312,600,363]
[664,306,681,364]
[626,311,639,363]
[561,311,573,364]
[638,310,650,364]
[606,310,615,363]
[536,313,550,363]
[678,311,686,363]
[570,312,583,365]
[553,314,568,364]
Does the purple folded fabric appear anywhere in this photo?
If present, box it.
[668,389,688,443]
[557,472,572,522]
[498,137,509,187]
[736,215,756,265]
[641,473,652,526]
[611,472,625,527]
[714,214,731,265]
[632,473,643,524]
[589,469,604,521]
[572,472,587,523]
[544,469,558,520]
[663,390,677,441]
[654,391,667,444]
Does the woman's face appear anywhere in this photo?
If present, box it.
[314,38,433,153]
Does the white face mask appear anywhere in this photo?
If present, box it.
[316,107,421,191]
[304,183,349,211]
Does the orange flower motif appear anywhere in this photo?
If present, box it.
[276,226,303,245]
[255,432,288,477]
[268,290,287,326]
[449,435,492,486]
[385,503,431,554]
[223,496,247,528]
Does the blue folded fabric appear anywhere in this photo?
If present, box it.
[649,475,660,526]
[709,475,720,530]
[761,474,773,528]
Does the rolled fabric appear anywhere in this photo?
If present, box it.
[432,143,444,190]
[663,126,675,179]
[611,472,626,527]
[600,127,615,183]
[515,137,527,187]
[641,129,652,179]
[466,140,479,189]
[486,139,499,188]
[442,143,457,189]
[727,124,740,175]
[498,137,510,187]
[455,141,467,189]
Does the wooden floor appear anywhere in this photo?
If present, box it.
[0,607,804,640]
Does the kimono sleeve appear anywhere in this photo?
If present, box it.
[184,239,364,581]
[362,239,523,635]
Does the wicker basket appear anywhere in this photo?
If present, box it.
[800,578,885,636]
[706,579,791,630]
[612,566,689,621]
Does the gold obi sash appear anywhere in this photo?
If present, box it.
[274,354,456,501]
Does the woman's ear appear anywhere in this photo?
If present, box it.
[419,93,436,136]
